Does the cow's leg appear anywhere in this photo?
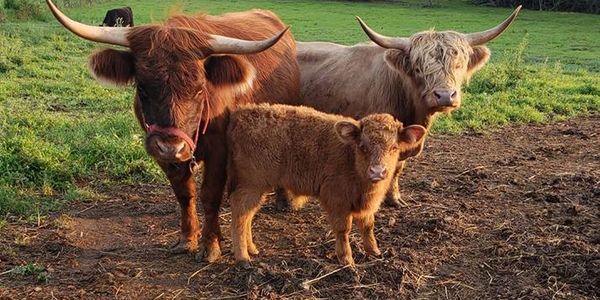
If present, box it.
[274,187,290,211]
[195,148,227,263]
[160,162,200,254]
[384,161,406,207]
[326,212,354,266]
[356,213,381,257]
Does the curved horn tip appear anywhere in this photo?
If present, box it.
[465,4,522,46]
[354,16,409,50]
[45,0,129,46]
[209,27,290,55]
[512,5,522,17]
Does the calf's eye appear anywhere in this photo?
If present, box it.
[359,144,369,153]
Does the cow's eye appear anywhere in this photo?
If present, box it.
[137,86,147,98]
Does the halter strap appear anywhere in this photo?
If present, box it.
[139,94,210,156]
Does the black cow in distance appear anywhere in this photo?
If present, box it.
[100,7,134,27]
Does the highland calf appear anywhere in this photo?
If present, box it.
[227,104,426,265]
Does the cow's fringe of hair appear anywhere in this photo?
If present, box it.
[410,31,473,91]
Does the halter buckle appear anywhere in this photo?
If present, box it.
[189,156,200,174]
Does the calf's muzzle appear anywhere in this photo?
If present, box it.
[368,165,388,182]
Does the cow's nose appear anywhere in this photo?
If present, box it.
[368,165,388,182]
[155,139,186,158]
[433,89,458,106]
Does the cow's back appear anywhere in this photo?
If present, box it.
[296,41,403,120]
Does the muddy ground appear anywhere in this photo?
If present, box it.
[1,116,598,299]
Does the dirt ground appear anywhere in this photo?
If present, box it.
[1,116,598,299]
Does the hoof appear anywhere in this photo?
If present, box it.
[248,243,259,256]
[169,239,198,255]
[195,243,222,263]
[366,248,382,257]
[337,255,355,267]
[236,260,253,270]
[383,195,402,208]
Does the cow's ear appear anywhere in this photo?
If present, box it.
[204,55,256,96]
[335,121,361,144]
[397,125,427,160]
[466,46,490,78]
[89,48,135,86]
[383,49,410,75]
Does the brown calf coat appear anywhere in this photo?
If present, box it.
[227,104,426,265]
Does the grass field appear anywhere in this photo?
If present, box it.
[0,0,599,217]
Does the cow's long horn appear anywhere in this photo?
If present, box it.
[46,0,129,47]
[356,16,410,51]
[208,27,290,55]
[465,6,522,46]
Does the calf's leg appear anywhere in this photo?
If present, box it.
[356,213,381,257]
[384,161,406,207]
[230,188,265,265]
[326,212,354,266]
[160,162,200,254]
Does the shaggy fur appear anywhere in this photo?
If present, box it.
[227,104,426,265]
[86,10,300,262]
[285,29,493,208]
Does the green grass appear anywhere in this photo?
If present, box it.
[7,263,49,283]
[0,0,598,217]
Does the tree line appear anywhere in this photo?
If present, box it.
[472,0,597,14]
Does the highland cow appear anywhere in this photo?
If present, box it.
[276,6,522,209]
[46,0,300,262]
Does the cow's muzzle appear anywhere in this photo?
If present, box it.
[434,88,459,107]
[145,130,193,163]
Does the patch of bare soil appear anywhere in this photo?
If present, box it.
[1,116,598,299]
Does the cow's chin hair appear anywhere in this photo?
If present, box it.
[431,104,460,113]
[150,152,193,164]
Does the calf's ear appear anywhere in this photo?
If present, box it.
[204,55,256,96]
[397,125,427,160]
[335,121,361,144]
[88,48,135,86]
[466,46,490,79]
